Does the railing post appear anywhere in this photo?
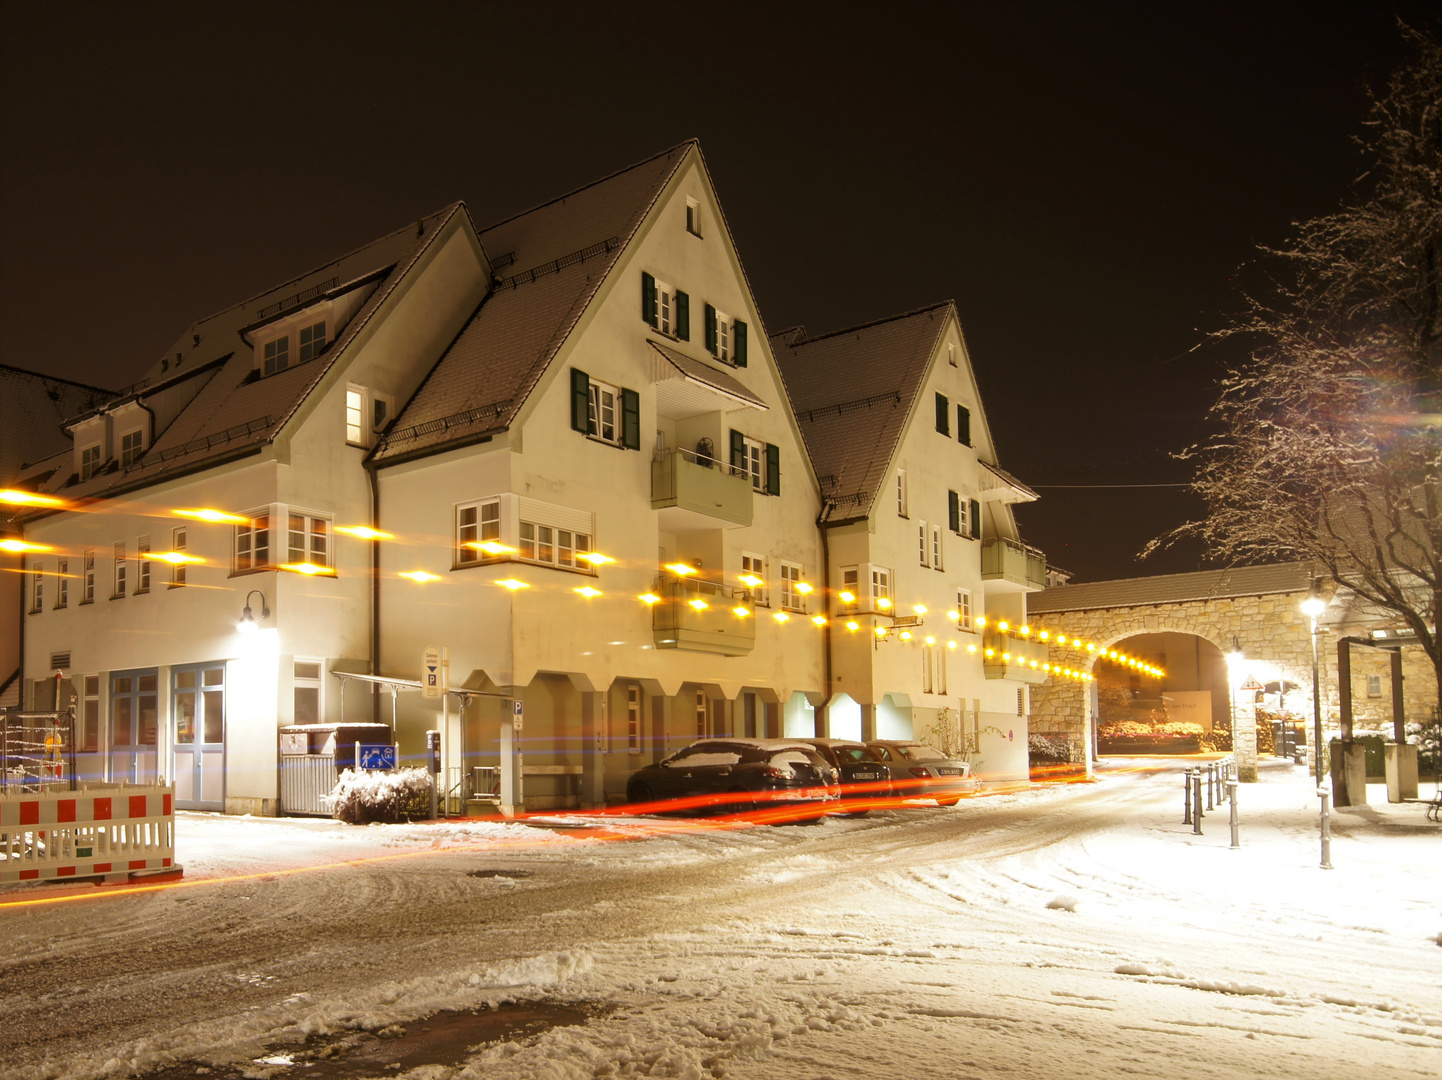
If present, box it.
[1319,782,1334,870]
[1183,769,1193,824]
[1192,772,1203,834]
[1206,763,1215,810]
[1227,779,1239,848]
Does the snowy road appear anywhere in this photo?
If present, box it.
[2,761,1438,1080]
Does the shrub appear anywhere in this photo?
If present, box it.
[329,766,432,824]
[1028,733,1073,763]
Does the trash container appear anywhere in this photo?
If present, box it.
[279,723,392,816]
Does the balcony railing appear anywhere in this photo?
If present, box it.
[980,536,1047,592]
[652,577,756,656]
[982,633,1049,685]
[651,446,753,529]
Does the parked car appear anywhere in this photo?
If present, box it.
[865,741,979,805]
[795,739,889,814]
[626,739,840,817]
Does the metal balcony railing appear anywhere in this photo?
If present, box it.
[651,446,753,528]
[980,536,1048,591]
[651,577,756,656]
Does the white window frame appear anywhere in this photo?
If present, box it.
[655,279,674,336]
[779,561,804,611]
[136,537,151,593]
[742,435,765,492]
[113,542,127,598]
[234,510,271,573]
[170,527,187,587]
[345,385,366,446]
[82,549,96,602]
[956,495,969,536]
[948,343,957,367]
[871,565,892,608]
[627,684,642,754]
[79,444,101,482]
[81,674,100,752]
[455,498,501,567]
[921,643,933,694]
[298,319,328,363]
[262,335,291,376]
[1366,674,1383,698]
[742,552,769,606]
[695,690,708,737]
[918,520,929,567]
[286,511,331,569]
[931,523,944,571]
[956,587,973,631]
[55,559,68,609]
[119,429,143,468]
[686,197,702,237]
[30,566,43,613]
[294,658,325,725]
[588,378,621,446]
[896,469,907,517]
[840,565,859,611]
[715,309,732,362]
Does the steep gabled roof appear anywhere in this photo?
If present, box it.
[39,204,466,501]
[770,303,952,522]
[373,143,693,463]
[0,365,113,483]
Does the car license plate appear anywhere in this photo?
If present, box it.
[854,771,878,780]
[937,768,964,776]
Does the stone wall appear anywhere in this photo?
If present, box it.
[1028,588,1439,775]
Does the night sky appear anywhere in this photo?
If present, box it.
[2,2,1433,583]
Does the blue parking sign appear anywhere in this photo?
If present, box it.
[358,744,397,770]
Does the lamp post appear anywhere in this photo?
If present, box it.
[1224,636,1244,747]
[1300,588,1327,786]
[237,590,270,633]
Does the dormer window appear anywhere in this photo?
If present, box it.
[120,430,143,468]
[263,337,290,376]
[80,444,101,481]
[299,320,327,362]
[686,197,702,237]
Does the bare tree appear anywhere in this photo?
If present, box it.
[1159,26,1442,714]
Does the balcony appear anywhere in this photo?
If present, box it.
[980,536,1047,593]
[652,578,756,656]
[982,633,1049,685]
[651,447,753,532]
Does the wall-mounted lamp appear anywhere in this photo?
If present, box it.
[237,589,270,633]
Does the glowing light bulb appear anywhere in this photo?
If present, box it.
[876,597,892,610]
[279,562,336,576]
[773,611,790,622]
[946,610,960,621]
[947,640,957,650]
[666,563,697,576]
[967,643,977,654]
[1039,630,1050,641]
[639,592,661,605]
[739,573,763,587]
[154,551,204,565]
[913,604,927,615]
[976,616,987,628]
[1029,660,1038,668]
[839,590,856,603]
[875,625,888,637]
[399,570,440,582]
[471,540,519,555]
[689,598,708,611]
[984,647,995,657]
[0,539,53,554]
[733,605,751,617]
[1056,634,1066,644]
[1002,652,1011,661]
[573,586,602,598]
[578,552,615,565]
[997,620,1009,632]
[173,508,246,524]
[924,635,936,645]
[796,582,814,595]
[899,630,913,641]
[811,615,827,626]
[497,578,529,590]
[337,525,395,540]
[845,620,859,632]
[1019,625,1031,636]
[0,490,66,508]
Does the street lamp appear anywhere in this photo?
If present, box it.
[1300,586,1328,785]
[237,590,270,633]
[1224,636,1245,747]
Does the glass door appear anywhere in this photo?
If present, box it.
[173,664,225,810]
[110,671,159,784]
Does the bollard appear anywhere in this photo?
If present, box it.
[1183,769,1193,824]
[1206,763,1215,810]
[1319,785,1333,870]
[1192,771,1203,834]
[1227,779,1239,848]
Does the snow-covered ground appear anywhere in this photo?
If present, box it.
[1,760,1438,1080]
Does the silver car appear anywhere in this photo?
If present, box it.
[866,740,979,805]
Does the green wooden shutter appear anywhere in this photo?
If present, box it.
[734,320,748,367]
[730,429,746,474]
[705,303,717,354]
[676,290,690,340]
[970,499,981,539]
[571,369,591,434]
[948,490,960,533]
[957,404,971,446]
[621,388,640,450]
[641,272,657,327]
[765,443,779,495]
[935,393,949,435]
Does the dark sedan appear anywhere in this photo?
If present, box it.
[795,739,889,814]
[626,739,840,816]
[866,740,979,805]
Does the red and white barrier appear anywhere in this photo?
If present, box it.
[0,783,175,884]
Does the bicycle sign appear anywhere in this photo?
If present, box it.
[358,744,397,770]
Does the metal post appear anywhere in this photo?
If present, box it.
[1227,778,1239,848]
[1206,763,1215,810]
[1319,782,1333,869]
[1192,771,1203,834]
[1183,769,1193,824]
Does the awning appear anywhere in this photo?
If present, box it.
[649,340,767,419]
[979,461,1038,504]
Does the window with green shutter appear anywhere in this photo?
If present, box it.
[957,404,971,446]
[969,499,981,540]
[621,389,640,450]
[730,428,746,474]
[676,290,690,341]
[641,272,657,328]
[765,443,779,495]
[948,490,960,533]
[705,303,717,354]
[571,369,591,433]
[734,320,748,367]
[935,393,949,435]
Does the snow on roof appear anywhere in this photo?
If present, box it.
[770,303,952,522]
[0,364,113,483]
[1026,561,1314,613]
[373,143,693,463]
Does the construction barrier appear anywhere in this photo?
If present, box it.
[0,783,175,884]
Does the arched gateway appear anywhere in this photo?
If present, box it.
[1027,562,1435,783]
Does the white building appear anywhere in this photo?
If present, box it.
[772,306,1045,781]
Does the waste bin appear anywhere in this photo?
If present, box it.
[279,723,392,815]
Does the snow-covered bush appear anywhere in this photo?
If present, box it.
[1028,733,1073,763]
[329,766,431,824]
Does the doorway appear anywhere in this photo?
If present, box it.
[110,670,159,784]
[174,663,226,810]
